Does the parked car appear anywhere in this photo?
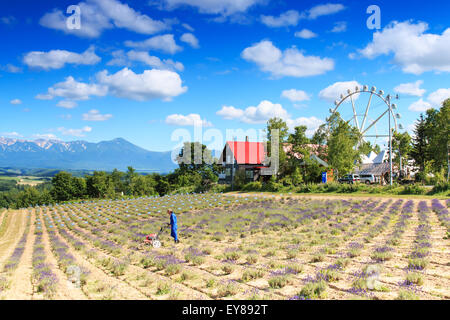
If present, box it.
[359,174,379,185]
[338,174,360,184]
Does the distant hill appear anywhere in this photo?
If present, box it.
[0,137,178,173]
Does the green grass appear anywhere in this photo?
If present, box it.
[299,280,328,299]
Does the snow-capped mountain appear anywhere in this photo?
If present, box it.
[0,137,177,172]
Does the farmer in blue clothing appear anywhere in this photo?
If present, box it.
[167,209,179,244]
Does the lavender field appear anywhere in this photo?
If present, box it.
[0,194,449,300]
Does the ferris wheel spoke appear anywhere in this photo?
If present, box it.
[350,95,360,129]
[360,92,373,132]
[361,108,389,135]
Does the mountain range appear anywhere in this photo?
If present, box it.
[0,137,178,173]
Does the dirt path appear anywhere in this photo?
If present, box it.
[0,211,25,266]
[44,209,148,300]
[0,210,6,230]
[2,210,35,299]
[421,199,450,298]
[37,209,87,300]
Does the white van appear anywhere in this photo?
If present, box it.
[360,174,378,185]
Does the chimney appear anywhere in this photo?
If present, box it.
[245,136,249,142]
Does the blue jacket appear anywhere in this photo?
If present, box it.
[170,213,177,231]
[170,213,178,240]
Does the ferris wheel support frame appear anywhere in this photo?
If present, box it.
[330,86,400,186]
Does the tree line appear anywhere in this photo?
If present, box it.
[0,99,448,208]
[0,152,219,209]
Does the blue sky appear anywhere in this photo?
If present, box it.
[1,0,450,152]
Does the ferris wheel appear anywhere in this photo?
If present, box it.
[329,85,403,146]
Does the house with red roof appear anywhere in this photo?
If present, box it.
[218,137,269,184]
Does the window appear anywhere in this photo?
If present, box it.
[225,168,231,176]
[245,170,254,179]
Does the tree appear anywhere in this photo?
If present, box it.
[392,131,412,169]
[326,113,360,176]
[86,171,110,198]
[267,117,289,144]
[285,125,324,183]
[124,166,139,195]
[175,142,218,190]
[288,126,310,151]
[153,174,170,196]
[427,100,449,173]
[51,172,75,202]
[411,100,449,182]
[72,177,87,199]
[411,114,428,173]
[110,169,125,195]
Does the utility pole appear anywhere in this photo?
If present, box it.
[388,96,393,186]
[447,142,449,182]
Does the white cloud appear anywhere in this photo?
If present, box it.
[82,109,113,121]
[261,10,302,28]
[358,21,450,74]
[96,67,187,101]
[286,116,324,136]
[407,88,450,112]
[319,81,362,103]
[127,50,184,71]
[215,106,244,120]
[125,34,182,54]
[308,3,345,19]
[216,100,323,135]
[36,76,108,101]
[10,99,22,105]
[4,64,22,73]
[23,46,100,70]
[394,80,426,97]
[35,94,53,100]
[180,33,200,48]
[40,0,169,38]
[241,40,334,78]
[216,100,289,124]
[107,50,130,67]
[331,21,347,33]
[56,100,78,109]
[37,67,187,104]
[408,99,432,112]
[1,132,22,138]
[182,23,194,31]
[156,0,265,16]
[281,89,310,102]
[427,88,450,107]
[57,126,92,137]
[32,133,59,140]
[165,113,212,127]
[260,4,345,28]
[295,29,317,39]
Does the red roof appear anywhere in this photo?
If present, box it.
[226,141,266,165]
